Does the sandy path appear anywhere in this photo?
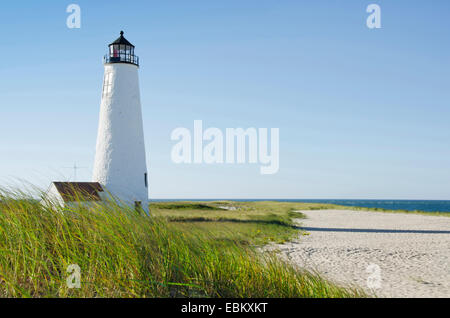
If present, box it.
[270,210,450,298]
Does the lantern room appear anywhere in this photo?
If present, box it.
[103,31,139,66]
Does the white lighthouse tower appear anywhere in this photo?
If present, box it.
[92,31,149,211]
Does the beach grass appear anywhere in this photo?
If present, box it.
[150,201,308,245]
[0,189,364,298]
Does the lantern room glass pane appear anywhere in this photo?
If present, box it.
[113,45,119,57]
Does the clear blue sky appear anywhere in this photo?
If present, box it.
[0,1,449,199]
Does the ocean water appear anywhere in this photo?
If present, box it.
[151,199,450,213]
[270,199,450,213]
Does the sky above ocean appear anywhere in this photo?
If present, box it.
[0,1,449,199]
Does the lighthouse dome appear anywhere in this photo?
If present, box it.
[104,31,139,66]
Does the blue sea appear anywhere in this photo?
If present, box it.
[150,199,450,213]
[268,200,450,213]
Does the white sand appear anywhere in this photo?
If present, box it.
[269,210,450,298]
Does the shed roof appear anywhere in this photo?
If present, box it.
[53,182,104,202]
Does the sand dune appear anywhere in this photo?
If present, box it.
[269,210,450,298]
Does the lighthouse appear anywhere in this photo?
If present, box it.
[92,31,149,211]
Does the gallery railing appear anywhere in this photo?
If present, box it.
[103,54,139,66]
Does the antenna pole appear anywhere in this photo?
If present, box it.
[62,163,88,182]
